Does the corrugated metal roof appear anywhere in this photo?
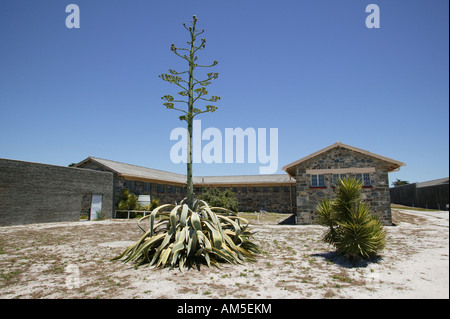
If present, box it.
[88,157,187,184]
[78,157,295,185]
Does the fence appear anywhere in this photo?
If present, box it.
[114,210,152,219]
[390,181,449,211]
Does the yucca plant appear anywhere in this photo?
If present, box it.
[316,178,386,260]
[112,199,260,270]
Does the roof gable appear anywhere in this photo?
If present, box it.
[282,142,405,177]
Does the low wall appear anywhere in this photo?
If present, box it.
[0,158,114,226]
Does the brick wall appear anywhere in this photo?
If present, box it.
[0,159,113,226]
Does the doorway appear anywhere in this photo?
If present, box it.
[90,194,103,220]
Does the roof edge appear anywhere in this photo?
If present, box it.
[282,142,406,174]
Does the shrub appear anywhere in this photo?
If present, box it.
[137,198,160,211]
[315,178,386,260]
[198,188,239,212]
[112,199,259,270]
[118,189,139,210]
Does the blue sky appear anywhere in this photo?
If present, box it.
[0,0,448,184]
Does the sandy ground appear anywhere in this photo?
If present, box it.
[0,209,448,299]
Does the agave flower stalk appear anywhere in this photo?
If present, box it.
[159,15,220,209]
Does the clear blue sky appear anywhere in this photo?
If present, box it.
[0,0,448,184]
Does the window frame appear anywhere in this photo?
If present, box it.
[356,173,372,186]
[332,173,347,185]
[311,174,326,187]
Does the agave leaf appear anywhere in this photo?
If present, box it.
[203,220,222,249]
[178,254,186,270]
[186,228,196,256]
[143,203,175,236]
[180,204,189,227]
[157,245,173,268]
[169,205,181,232]
[191,212,202,231]
[150,228,174,265]
[204,251,211,268]
[209,206,234,215]
[211,247,234,264]
[217,215,241,237]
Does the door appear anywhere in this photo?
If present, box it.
[90,194,103,220]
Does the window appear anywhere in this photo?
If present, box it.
[332,174,347,185]
[356,173,371,186]
[311,174,325,187]
[157,185,164,193]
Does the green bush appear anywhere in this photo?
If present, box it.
[315,178,386,260]
[138,198,161,211]
[198,188,239,212]
[118,190,138,210]
[119,190,160,211]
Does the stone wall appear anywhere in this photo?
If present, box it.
[294,147,392,225]
[115,176,185,208]
[0,158,113,226]
[197,185,296,213]
[76,159,296,214]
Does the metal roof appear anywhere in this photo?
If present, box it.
[76,157,295,186]
[417,177,449,188]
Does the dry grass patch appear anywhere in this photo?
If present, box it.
[0,210,448,299]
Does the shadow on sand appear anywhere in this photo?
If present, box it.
[311,251,383,268]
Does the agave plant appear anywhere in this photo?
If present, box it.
[112,199,260,270]
[316,178,386,260]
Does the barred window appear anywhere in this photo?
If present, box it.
[311,174,325,187]
[332,174,347,185]
[356,173,371,186]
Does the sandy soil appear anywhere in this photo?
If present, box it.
[0,209,448,299]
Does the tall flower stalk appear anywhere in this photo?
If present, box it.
[159,15,220,209]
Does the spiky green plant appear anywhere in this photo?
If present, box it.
[316,178,386,260]
[112,199,260,270]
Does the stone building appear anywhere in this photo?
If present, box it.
[282,142,405,225]
[0,142,404,226]
[74,157,296,214]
